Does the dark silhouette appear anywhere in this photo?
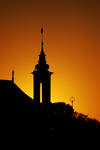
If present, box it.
[0,27,100,147]
[12,70,14,83]
[31,27,53,104]
[0,80,32,104]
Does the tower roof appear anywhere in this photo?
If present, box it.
[35,26,49,71]
[39,40,46,64]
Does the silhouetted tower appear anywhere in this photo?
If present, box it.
[12,70,14,83]
[32,27,53,104]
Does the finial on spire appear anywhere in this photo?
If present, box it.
[12,70,14,83]
[41,26,43,34]
[41,25,44,49]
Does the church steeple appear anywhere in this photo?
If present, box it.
[32,27,53,104]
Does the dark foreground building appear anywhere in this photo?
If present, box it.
[0,79,32,104]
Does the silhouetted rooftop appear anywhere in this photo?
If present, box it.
[0,80,32,104]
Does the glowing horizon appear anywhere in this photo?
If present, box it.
[0,0,100,121]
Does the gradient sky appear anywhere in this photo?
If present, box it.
[0,0,100,120]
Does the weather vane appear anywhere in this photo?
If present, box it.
[41,24,47,50]
[41,25,43,36]
[41,25,44,48]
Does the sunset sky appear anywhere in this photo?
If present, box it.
[0,0,100,120]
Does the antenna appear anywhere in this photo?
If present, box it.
[70,96,75,108]
[12,70,14,83]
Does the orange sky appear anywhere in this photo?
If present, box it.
[0,0,100,120]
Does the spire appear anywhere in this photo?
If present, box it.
[39,26,46,64]
[41,26,43,49]
[41,26,44,52]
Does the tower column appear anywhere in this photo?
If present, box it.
[42,73,51,104]
[34,73,40,103]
